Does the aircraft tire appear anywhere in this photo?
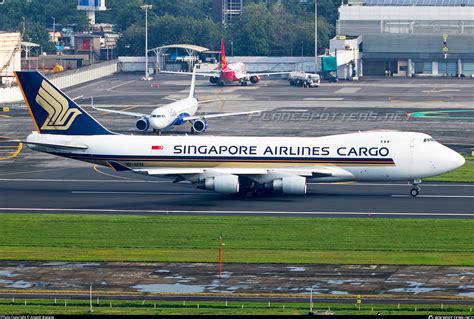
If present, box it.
[410,188,419,197]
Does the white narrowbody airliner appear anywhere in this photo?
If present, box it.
[16,71,465,197]
[92,67,260,134]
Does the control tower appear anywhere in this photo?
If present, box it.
[77,0,107,25]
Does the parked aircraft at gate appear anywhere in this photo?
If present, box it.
[92,67,260,134]
[162,39,289,86]
[15,71,465,197]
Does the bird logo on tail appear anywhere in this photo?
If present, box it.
[35,80,82,130]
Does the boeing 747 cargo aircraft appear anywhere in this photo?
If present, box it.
[15,71,464,197]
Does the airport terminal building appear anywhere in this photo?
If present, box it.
[336,0,474,77]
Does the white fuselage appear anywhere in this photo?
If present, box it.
[148,97,198,130]
[26,131,464,183]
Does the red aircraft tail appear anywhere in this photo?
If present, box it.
[220,38,228,70]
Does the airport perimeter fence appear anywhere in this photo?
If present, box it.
[48,59,118,89]
[0,296,472,315]
[0,60,118,103]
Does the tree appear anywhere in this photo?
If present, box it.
[227,3,275,55]
[116,15,223,55]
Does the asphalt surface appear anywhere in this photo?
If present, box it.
[0,167,472,217]
[0,73,473,304]
[0,73,473,217]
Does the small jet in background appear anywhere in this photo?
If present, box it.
[162,38,289,86]
[92,67,261,134]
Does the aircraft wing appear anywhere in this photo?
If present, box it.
[182,110,262,121]
[247,72,290,77]
[92,106,146,118]
[160,71,219,78]
[108,161,353,182]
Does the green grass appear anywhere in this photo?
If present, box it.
[426,155,474,182]
[0,299,472,315]
[0,214,472,265]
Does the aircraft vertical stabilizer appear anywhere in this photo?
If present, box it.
[15,71,113,136]
[220,38,228,70]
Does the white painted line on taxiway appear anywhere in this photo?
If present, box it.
[0,178,472,187]
[66,80,106,93]
[72,191,215,195]
[0,207,472,217]
[72,191,474,198]
[0,178,169,183]
[107,80,136,92]
[392,195,474,198]
[303,98,344,101]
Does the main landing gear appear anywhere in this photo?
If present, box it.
[240,80,248,86]
[410,179,422,197]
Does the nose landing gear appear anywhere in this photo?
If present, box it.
[410,179,422,197]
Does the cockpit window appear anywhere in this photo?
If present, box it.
[423,137,435,142]
[152,114,165,118]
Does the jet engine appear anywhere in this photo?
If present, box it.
[266,176,307,195]
[209,77,219,84]
[250,75,261,84]
[192,118,208,133]
[135,117,149,131]
[199,175,240,193]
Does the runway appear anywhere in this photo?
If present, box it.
[1,74,472,217]
[0,167,472,218]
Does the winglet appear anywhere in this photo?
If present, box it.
[188,66,196,99]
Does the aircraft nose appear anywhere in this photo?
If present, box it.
[450,150,465,169]
[150,118,166,130]
[441,148,465,172]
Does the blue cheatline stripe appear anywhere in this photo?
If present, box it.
[49,152,395,164]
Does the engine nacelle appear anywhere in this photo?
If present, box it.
[200,175,240,193]
[267,176,307,195]
[135,117,149,131]
[209,76,219,84]
[250,75,260,84]
[192,118,208,133]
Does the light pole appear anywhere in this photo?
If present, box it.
[141,4,152,80]
[231,40,234,57]
[51,16,55,44]
[314,0,318,73]
[89,283,93,313]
